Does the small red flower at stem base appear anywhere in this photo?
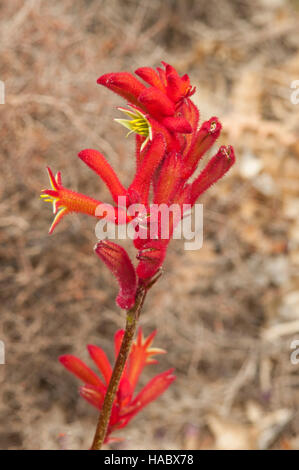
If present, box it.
[59,328,175,443]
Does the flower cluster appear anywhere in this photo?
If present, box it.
[60,329,175,443]
[41,62,235,309]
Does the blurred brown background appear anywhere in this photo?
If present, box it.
[0,0,299,450]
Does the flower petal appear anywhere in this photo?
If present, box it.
[87,345,112,385]
[79,384,106,410]
[126,328,166,391]
[59,355,105,388]
[123,369,175,420]
[128,133,166,205]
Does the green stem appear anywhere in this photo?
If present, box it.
[90,285,147,450]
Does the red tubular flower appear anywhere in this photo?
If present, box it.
[41,167,107,234]
[78,149,127,204]
[60,328,175,443]
[182,117,222,178]
[97,72,146,108]
[128,133,166,205]
[94,240,137,310]
[189,145,236,205]
[154,151,184,205]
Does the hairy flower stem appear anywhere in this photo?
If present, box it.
[90,284,147,450]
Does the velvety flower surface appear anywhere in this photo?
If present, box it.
[60,328,175,443]
[42,62,236,307]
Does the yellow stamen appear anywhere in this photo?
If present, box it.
[115,106,152,151]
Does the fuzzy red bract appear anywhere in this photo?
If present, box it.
[128,133,166,205]
[59,328,175,443]
[94,240,137,310]
[78,149,127,204]
[42,61,235,308]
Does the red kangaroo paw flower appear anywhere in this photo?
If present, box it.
[87,345,112,385]
[138,87,175,119]
[60,329,174,442]
[94,241,137,309]
[190,145,236,205]
[135,67,166,92]
[44,62,237,445]
[41,167,106,234]
[128,133,166,205]
[97,72,146,108]
[78,149,127,203]
[182,116,222,178]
